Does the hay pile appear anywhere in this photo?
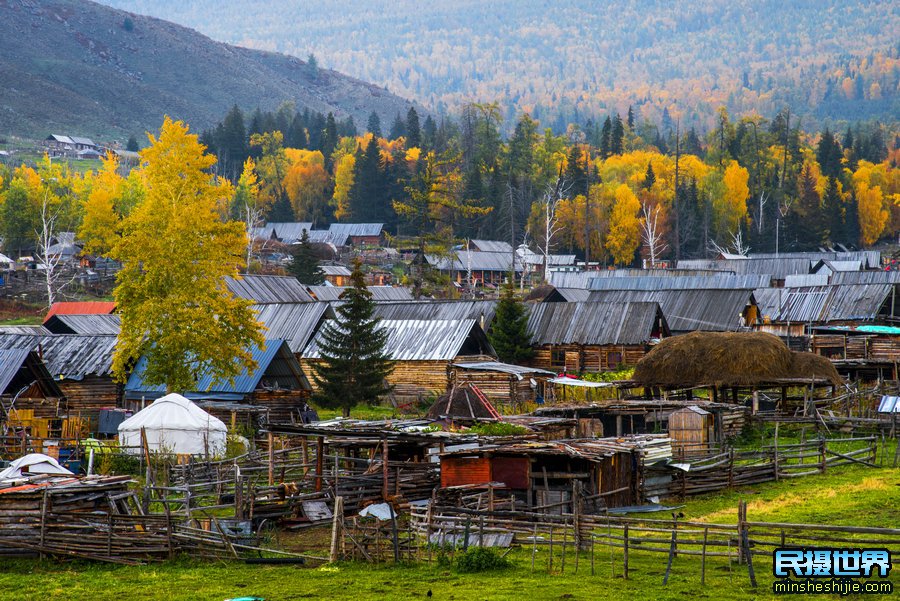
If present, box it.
[633,331,841,388]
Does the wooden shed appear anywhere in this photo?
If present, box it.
[450,361,555,412]
[668,406,714,458]
[440,440,638,511]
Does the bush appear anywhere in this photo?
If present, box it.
[455,547,510,573]
[467,422,529,437]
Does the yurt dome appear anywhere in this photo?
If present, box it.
[117,393,228,456]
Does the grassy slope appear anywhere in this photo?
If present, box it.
[2,462,898,600]
[0,0,418,139]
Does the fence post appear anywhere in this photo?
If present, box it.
[819,439,827,473]
[623,523,629,580]
[329,496,344,562]
[701,527,708,585]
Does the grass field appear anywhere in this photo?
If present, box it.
[1,461,897,600]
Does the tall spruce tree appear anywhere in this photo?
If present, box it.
[287,230,325,284]
[489,283,534,364]
[406,107,422,149]
[366,111,383,137]
[310,261,395,417]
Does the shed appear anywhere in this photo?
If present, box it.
[328,223,384,246]
[440,439,637,511]
[450,361,555,410]
[0,349,66,419]
[668,406,714,458]
[118,393,227,456]
[44,301,116,323]
[320,264,352,286]
[43,314,121,335]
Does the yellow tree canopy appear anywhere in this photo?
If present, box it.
[856,181,888,246]
[606,184,641,265]
[332,152,356,221]
[713,160,750,236]
[110,117,264,393]
[79,153,124,256]
[283,149,329,223]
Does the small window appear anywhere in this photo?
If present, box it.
[606,351,623,370]
[551,349,566,369]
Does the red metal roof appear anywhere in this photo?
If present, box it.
[44,302,116,323]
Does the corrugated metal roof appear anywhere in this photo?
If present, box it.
[307,286,414,302]
[0,334,118,378]
[252,302,331,353]
[0,349,31,393]
[327,223,384,245]
[587,274,768,291]
[470,239,513,253]
[258,222,313,243]
[586,289,755,332]
[750,251,881,269]
[44,314,121,335]
[526,302,666,345]
[320,265,352,276]
[814,260,862,273]
[555,288,591,302]
[44,301,116,322]
[549,272,595,288]
[0,326,51,335]
[676,258,810,280]
[754,284,894,323]
[428,250,524,273]
[124,339,304,399]
[784,274,829,287]
[590,268,737,278]
[226,275,314,303]
[452,361,555,377]
[370,301,498,330]
[831,271,900,285]
[303,319,494,361]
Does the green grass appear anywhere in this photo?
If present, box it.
[0,315,43,326]
[313,403,416,421]
[1,462,898,600]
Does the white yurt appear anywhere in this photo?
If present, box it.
[117,393,228,456]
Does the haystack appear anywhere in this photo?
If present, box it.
[427,383,497,420]
[632,331,840,388]
[789,352,842,386]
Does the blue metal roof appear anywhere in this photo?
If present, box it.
[124,339,302,400]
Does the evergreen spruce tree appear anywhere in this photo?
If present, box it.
[489,283,534,364]
[126,136,139,152]
[565,146,588,197]
[611,114,625,155]
[643,162,656,189]
[406,107,422,149]
[600,116,612,158]
[389,112,407,140]
[367,111,383,137]
[322,112,338,167]
[287,230,325,285]
[310,261,395,417]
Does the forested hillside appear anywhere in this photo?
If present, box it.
[100,0,900,131]
[0,0,418,138]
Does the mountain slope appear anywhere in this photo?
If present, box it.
[0,0,418,139]
[99,0,900,131]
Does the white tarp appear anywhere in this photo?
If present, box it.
[548,377,614,388]
[0,453,74,480]
[117,393,228,456]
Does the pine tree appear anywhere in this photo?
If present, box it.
[367,112,382,137]
[489,283,534,364]
[126,136,139,152]
[406,107,421,149]
[626,105,635,130]
[322,113,338,167]
[310,261,395,417]
[565,146,588,197]
[389,113,406,140]
[600,116,612,158]
[642,162,656,189]
[287,230,325,284]
[611,114,625,155]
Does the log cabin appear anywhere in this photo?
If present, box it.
[525,301,669,373]
[301,319,496,404]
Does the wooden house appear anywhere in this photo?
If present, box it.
[0,349,66,420]
[525,301,669,373]
[0,334,120,418]
[439,439,638,511]
[328,223,385,247]
[320,265,352,286]
[124,339,311,424]
[302,319,496,403]
[426,250,524,287]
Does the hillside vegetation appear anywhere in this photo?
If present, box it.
[100,0,900,131]
[0,0,417,139]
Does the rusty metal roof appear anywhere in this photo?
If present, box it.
[44,301,116,323]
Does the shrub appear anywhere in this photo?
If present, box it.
[455,547,510,573]
[467,422,528,437]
